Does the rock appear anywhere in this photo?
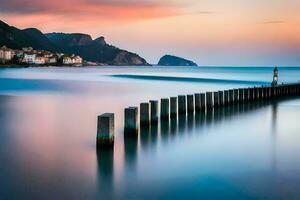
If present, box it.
[158,55,198,66]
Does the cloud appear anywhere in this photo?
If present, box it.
[262,20,286,24]
[0,0,181,21]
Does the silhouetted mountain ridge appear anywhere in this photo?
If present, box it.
[0,20,148,65]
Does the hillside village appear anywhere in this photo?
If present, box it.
[0,46,83,66]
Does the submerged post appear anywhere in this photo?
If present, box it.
[97,113,114,148]
[170,97,177,118]
[140,103,150,127]
[161,98,170,120]
[124,107,138,135]
[206,92,213,110]
[187,94,194,113]
[150,100,159,124]
[178,95,187,115]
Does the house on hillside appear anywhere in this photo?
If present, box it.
[22,53,36,64]
[63,54,83,65]
[0,46,15,63]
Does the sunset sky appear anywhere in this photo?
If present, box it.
[0,0,300,66]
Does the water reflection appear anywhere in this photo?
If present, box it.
[95,98,296,199]
[96,147,114,199]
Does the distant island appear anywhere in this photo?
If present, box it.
[158,55,198,66]
[0,20,148,66]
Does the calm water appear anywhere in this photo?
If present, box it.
[0,66,300,200]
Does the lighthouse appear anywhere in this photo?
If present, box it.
[272,66,278,86]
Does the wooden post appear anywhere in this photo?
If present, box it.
[140,103,150,126]
[200,93,206,111]
[229,90,234,105]
[97,113,114,148]
[206,92,213,110]
[178,95,187,115]
[187,94,194,113]
[124,107,138,135]
[170,97,177,118]
[234,89,239,104]
[160,98,170,119]
[238,88,244,103]
[214,92,219,108]
[150,100,158,123]
[195,93,201,112]
[224,90,229,105]
[218,91,224,106]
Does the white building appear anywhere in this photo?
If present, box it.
[22,53,36,64]
[0,46,14,63]
[63,55,83,65]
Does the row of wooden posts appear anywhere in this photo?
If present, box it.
[97,83,300,148]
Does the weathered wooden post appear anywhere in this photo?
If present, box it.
[150,100,159,124]
[218,91,224,106]
[140,103,150,126]
[238,88,244,103]
[200,93,206,111]
[206,92,213,110]
[254,87,258,100]
[213,92,219,108]
[170,97,177,118]
[160,98,170,120]
[178,95,187,115]
[224,90,229,106]
[229,90,234,105]
[124,107,138,135]
[195,93,201,112]
[187,94,194,114]
[97,113,114,148]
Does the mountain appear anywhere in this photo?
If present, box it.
[0,20,56,51]
[158,55,198,66]
[45,33,148,65]
[0,20,148,66]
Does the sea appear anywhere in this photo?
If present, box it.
[0,66,300,200]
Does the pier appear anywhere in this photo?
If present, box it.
[96,74,300,148]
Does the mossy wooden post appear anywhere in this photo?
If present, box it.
[178,95,187,115]
[224,90,229,106]
[161,98,170,120]
[206,92,213,110]
[200,93,206,111]
[97,113,114,148]
[124,107,138,136]
[150,100,158,124]
[187,95,194,114]
[140,103,150,127]
[170,97,177,118]
[229,90,234,105]
[218,91,224,106]
[195,93,201,112]
[213,92,219,108]
[238,88,244,103]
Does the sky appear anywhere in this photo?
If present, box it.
[0,0,300,66]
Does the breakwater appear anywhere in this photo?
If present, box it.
[96,83,300,148]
